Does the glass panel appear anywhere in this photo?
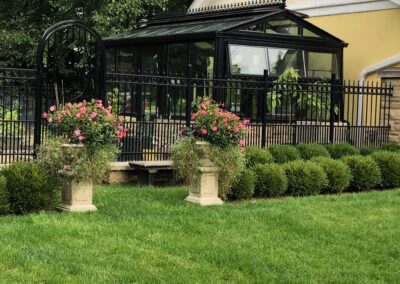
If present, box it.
[141,47,160,117]
[268,48,304,76]
[229,44,268,75]
[167,43,189,118]
[116,48,134,73]
[265,17,300,36]
[190,41,214,78]
[106,48,116,73]
[303,28,320,38]
[306,52,338,78]
[242,22,264,33]
[142,47,159,74]
[168,43,188,75]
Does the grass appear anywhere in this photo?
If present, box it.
[0,186,400,283]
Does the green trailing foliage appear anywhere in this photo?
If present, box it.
[229,169,256,200]
[325,143,359,159]
[283,160,328,196]
[244,147,274,168]
[371,151,400,188]
[341,155,381,191]
[296,143,331,160]
[268,144,301,164]
[171,137,245,200]
[0,162,59,214]
[0,175,9,214]
[252,163,288,198]
[37,138,119,184]
[311,157,352,194]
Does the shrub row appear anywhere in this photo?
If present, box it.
[0,162,59,215]
[234,143,400,201]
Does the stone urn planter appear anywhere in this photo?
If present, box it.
[185,141,223,206]
[57,144,97,212]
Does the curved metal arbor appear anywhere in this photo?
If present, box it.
[34,20,106,147]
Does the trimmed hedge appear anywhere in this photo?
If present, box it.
[230,169,256,200]
[371,151,400,188]
[297,143,331,160]
[0,162,59,215]
[283,160,328,196]
[244,147,273,168]
[268,145,301,164]
[252,164,288,197]
[311,157,351,194]
[359,145,378,156]
[380,142,400,153]
[341,155,381,191]
[325,143,359,159]
[0,175,8,214]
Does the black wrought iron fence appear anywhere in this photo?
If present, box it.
[0,68,393,163]
[106,72,393,161]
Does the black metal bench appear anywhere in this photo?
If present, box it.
[129,161,173,186]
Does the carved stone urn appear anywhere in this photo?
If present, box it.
[185,141,223,206]
[57,144,97,212]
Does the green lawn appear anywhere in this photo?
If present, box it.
[0,186,399,283]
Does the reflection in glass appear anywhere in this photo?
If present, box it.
[229,44,268,75]
[268,48,304,76]
[306,52,338,78]
[116,48,134,73]
[265,18,300,36]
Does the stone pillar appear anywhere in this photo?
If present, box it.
[58,178,97,212]
[185,141,223,206]
[380,68,400,142]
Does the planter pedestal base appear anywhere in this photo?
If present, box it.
[58,179,97,213]
[185,150,223,206]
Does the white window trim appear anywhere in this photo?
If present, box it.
[287,0,400,17]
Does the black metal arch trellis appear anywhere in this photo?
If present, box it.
[34,20,106,148]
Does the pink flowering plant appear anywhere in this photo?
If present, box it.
[186,96,249,148]
[43,99,127,148]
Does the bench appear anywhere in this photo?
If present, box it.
[129,161,174,186]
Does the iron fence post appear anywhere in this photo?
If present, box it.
[186,65,193,127]
[329,73,336,144]
[261,70,269,148]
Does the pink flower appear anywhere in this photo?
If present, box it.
[66,102,72,108]
[201,128,208,135]
[78,136,85,141]
[49,105,56,112]
[76,113,81,119]
[199,110,207,116]
[79,107,87,114]
[234,127,239,133]
[201,103,206,109]
[48,117,53,123]
[57,114,63,122]
[243,119,250,125]
[74,129,81,137]
[42,112,48,118]
[107,113,113,118]
[239,139,245,146]
[212,126,218,132]
[90,112,97,119]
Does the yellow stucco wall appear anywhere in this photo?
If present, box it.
[304,8,400,81]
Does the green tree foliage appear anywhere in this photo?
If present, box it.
[0,0,192,67]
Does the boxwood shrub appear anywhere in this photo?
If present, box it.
[0,175,9,215]
[371,151,400,188]
[252,164,288,197]
[311,157,352,194]
[380,142,400,152]
[359,145,378,156]
[325,143,359,159]
[0,162,59,215]
[297,143,331,160]
[229,169,256,200]
[268,145,301,164]
[244,147,273,168]
[341,155,381,191]
[283,160,328,196]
